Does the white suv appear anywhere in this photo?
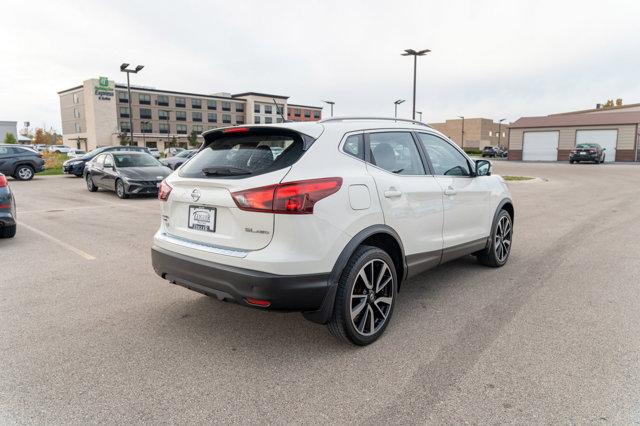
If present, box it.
[151,118,514,345]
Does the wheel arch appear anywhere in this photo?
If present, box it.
[302,225,407,325]
[484,198,514,250]
[11,161,36,175]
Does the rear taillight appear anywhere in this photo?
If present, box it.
[158,179,172,201]
[232,177,342,214]
[589,149,596,153]
[0,175,7,187]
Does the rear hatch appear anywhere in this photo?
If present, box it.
[164,126,318,251]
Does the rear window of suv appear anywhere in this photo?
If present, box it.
[179,130,306,179]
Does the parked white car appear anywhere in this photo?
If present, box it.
[48,145,71,154]
[151,118,514,345]
[66,149,86,159]
[164,147,184,157]
[148,148,161,159]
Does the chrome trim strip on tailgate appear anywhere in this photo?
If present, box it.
[158,232,248,258]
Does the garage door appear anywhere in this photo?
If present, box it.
[576,130,617,162]
[523,131,559,161]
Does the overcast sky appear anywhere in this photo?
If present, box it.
[1,0,639,132]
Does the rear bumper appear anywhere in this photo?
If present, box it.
[151,245,331,311]
[0,211,16,227]
[570,154,598,161]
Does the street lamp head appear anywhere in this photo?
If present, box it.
[458,115,464,119]
[394,99,405,105]
[120,63,130,71]
[402,48,431,56]
[499,118,506,123]
[323,100,335,105]
[135,65,144,72]
[416,49,431,55]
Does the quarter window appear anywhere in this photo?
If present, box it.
[368,132,425,175]
[343,134,364,160]
[418,133,471,176]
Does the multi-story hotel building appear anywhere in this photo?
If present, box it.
[58,77,323,152]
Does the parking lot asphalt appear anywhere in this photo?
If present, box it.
[2,162,640,424]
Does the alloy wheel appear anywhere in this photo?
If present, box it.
[18,167,33,180]
[116,181,125,198]
[494,215,512,262]
[350,259,394,336]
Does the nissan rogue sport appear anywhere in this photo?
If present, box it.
[151,118,514,345]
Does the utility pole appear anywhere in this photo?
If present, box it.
[323,100,335,117]
[498,118,505,149]
[458,115,465,148]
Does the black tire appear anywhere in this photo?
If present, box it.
[115,179,129,199]
[86,174,98,192]
[477,209,513,267]
[0,224,16,238]
[327,245,397,346]
[13,165,35,181]
[569,160,574,164]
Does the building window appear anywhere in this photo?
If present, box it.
[314,111,320,119]
[141,121,153,133]
[158,110,169,120]
[208,113,217,123]
[192,98,202,109]
[177,124,187,134]
[265,105,273,114]
[120,122,131,132]
[265,117,273,124]
[176,111,186,121]
[254,104,261,113]
[207,99,217,110]
[75,123,81,132]
[236,116,245,125]
[277,117,283,123]
[193,124,203,134]
[295,108,301,117]
[118,92,128,103]
[159,123,169,134]
[73,93,79,104]
[235,103,244,113]
[222,101,231,111]
[502,132,506,138]
[157,95,169,106]
[73,108,80,118]
[254,116,261,124]
[119,107,130,118]
[139,94,151,105]
[146,141,157,148]
[139,108,152,119]
[304,110,311,118]
[175,97,186,108]
[222,114,231,124]
[192,111,202,122]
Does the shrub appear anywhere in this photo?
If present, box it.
[42,151,67,169]
[464,148,482,155]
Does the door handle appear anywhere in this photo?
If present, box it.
[384,189,402,198]
[444,186,457,196]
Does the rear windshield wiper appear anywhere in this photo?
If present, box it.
[201,166,252,176]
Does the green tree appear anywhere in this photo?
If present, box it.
[3,132,17,144]
[170,136,178,147]
[187,130,199,148]
[118,132,130,146]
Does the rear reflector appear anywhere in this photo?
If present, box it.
[0,204,10,209]
[232,177,342,214]
[244,297,271,307]
[158,179,172,201]
[223,127,250,133]
[0,175,7,187]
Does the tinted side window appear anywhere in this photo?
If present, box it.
[418,133,471,176]
[368,132,425,175]
[0,146,10,155]
[343,134,364,160]
[94,154,105,165]
[103,155,114,167]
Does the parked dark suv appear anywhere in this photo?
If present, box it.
[0,144,45,181]
[63,145,152,177]
[482,146,507,158]
[569,143,605,164]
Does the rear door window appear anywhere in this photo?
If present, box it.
[367,132,425,175]
[180,132,305,179]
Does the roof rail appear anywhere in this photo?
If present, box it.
[318,116,431,128]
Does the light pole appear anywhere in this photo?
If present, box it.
[401,48,430,120]
[393,99,405,118]
[323,100,335,117]
[416,111,423,121]
[497,118,505,149]
[458,115,465,148]
[140,120,149,147]
[120,63,144,146]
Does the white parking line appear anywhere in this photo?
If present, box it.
[17,221,96,261]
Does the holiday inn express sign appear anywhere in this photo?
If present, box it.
[94,76,114,100]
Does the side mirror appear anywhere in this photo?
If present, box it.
[475,160,491,176]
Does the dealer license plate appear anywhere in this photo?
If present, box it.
[188,206,216,233]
